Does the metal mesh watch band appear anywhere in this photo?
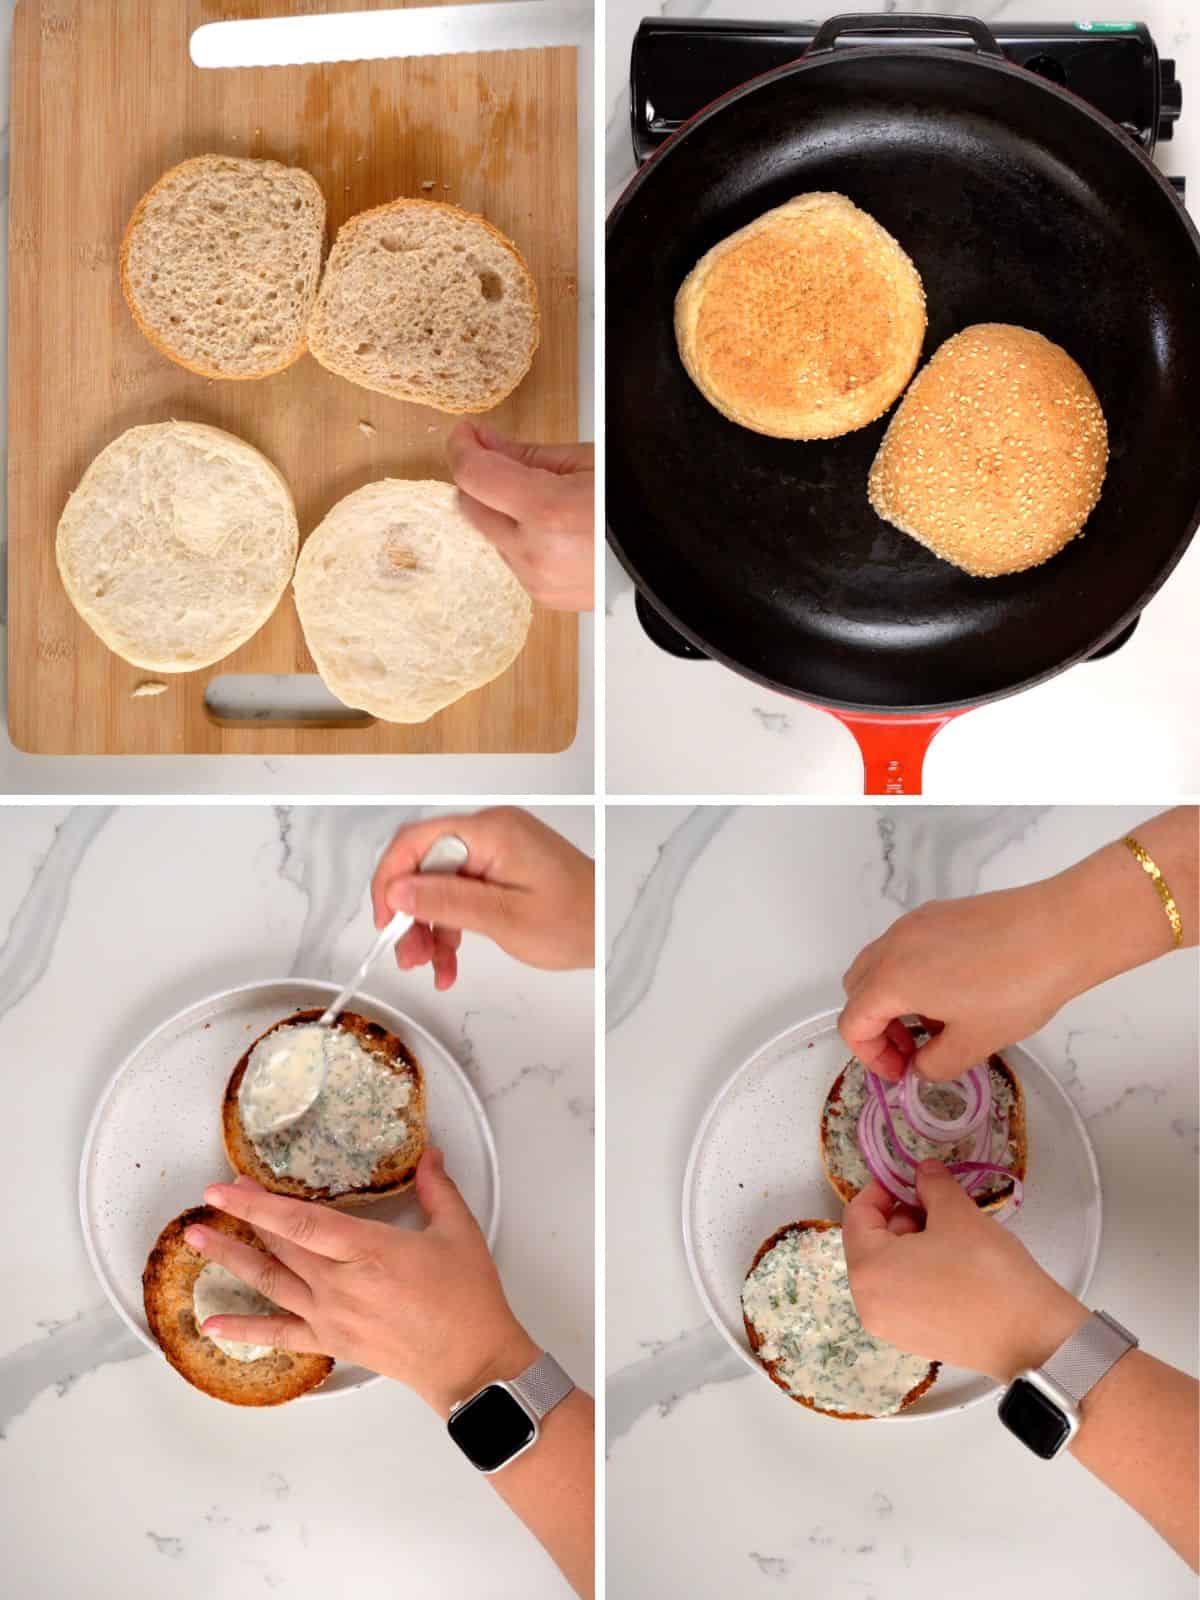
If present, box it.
[1040,1311,1138,1404]
[509,1352,575,1421]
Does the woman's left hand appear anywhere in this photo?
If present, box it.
[186,1151,538,1413]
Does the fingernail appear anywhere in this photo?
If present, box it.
[917,1159,943,1175]
[386,879,417,915]
[203,1185,225,1205]
[185,1227,206,1249]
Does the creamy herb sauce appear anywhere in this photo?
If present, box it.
[742,1228,930,1416]
[245,1023,410,1193]
[825,1058,1016,1195]
[239,1024,327,1135]
[192,1261,278,1362]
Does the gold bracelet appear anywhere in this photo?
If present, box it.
[1121,835,1183,949]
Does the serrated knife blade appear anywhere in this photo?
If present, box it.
[190,1,592,69]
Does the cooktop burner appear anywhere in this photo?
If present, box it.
[620,16,1187,667]
[631,17,1183,196]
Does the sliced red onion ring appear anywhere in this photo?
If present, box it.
[901,1063,990,1142]
[854,1064,1018,1214]
[857,1096,918,1206]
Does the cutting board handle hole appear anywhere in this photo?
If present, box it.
[204,674,374,728]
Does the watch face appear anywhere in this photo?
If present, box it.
[998,1379,1073,1459]
[447,1385,536,1472]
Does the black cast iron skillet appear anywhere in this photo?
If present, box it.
[606,13,1200,792]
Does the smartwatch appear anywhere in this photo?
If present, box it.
[998,1310,1138,1459]
[447,1352,575,1474]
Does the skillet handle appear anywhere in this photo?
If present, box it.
[829,709,968,796]
[808,13,1004,58]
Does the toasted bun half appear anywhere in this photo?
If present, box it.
[868,323,1108,576]
[306,198,539,412]
[743,1220,939,1419]
[142,1207,333,1405]
[674,192,926,439]
[293,478,533,723]
[56,421,298,672]
[120,155,326,380]
[222,1009,426,1207]
[819,1054,1027,1214]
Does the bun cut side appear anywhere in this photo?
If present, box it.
[306,199,539,412]
[293,479,533,724]
[56,421,298,672]
[120,155,326,380]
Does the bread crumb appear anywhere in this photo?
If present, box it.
[358,420,376,438]
[132,681,169,698]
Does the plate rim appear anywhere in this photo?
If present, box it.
[680,1006,1103,1422]
[78,977,501,1400]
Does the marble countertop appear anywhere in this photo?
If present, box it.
[0,0,594,796]
[605,0,1200,797]
[0,804,593,1598]
[606,805,1199,1596]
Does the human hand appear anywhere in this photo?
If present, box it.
[187,1153,539,1413]
[447,421,594,611]
[838,881,1077,1082]
[370,807,594,989]
[842,1164,1087,1382]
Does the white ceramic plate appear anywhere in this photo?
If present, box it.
[80,979,499,1400]
[682,1008,1102,1420]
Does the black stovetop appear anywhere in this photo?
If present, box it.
[631,17,1183,189]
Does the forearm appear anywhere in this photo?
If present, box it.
[1048,808,1198,997]
[1000,1289,1198,1570]
[487,1388,595,1598]
[1069,1350,1199,1570]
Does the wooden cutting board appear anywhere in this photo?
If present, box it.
[8,0,578,755]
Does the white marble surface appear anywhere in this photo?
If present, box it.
[606,805,1199,1595]
[0,804,593,1598]
[0,0,594,795]
[605,1,1200,797]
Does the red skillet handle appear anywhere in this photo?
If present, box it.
[829,709,968,795]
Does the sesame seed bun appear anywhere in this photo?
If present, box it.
[868,323,1108,577]
[674,193,926,439]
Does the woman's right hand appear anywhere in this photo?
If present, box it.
[371,807,595,989]
[842,1163,1088,1382]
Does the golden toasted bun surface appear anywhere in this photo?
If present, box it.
[869,323,1108,576]
[675,192,926,439]
[222,1009,426,1206]
[142,1207,333,1405]
[742,1220,939,1419]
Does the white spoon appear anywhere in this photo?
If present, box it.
[238,834,469,1137]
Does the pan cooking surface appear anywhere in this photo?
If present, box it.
[607,50,1200,709]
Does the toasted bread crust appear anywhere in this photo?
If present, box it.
[142,1206,333,1405]
[222,1009,426,1207]
[819,1054,1027,1213]
[119,156,324,381]
[306,198,540,413]
[675,193,926,440]
[743,1220,939,1419]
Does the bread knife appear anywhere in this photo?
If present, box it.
[190,2,592,68]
